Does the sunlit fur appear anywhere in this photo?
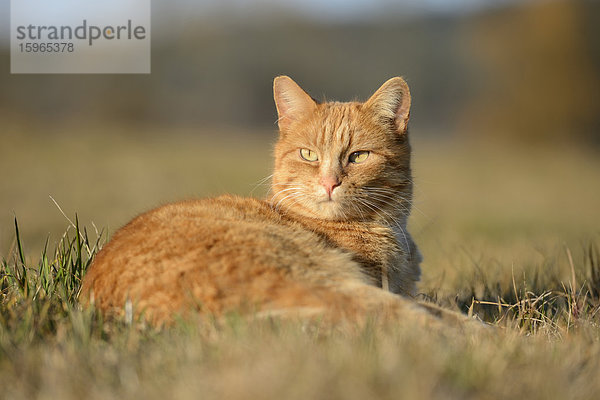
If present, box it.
[79,76,439,327]
[271,76,421,295]
[272,101,413,224]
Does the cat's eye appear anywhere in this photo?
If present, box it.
[349,151,370,164]
[300,148,318,162]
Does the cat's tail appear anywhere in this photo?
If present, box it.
[339,284,489,332]
[253,283,489,334]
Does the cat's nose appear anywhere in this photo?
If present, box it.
[320,175,341,199]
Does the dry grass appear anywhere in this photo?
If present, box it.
[2,124,600,399]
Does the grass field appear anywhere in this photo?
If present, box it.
[2,124,600,399]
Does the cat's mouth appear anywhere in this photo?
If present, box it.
[315,199,337,208]
[315,194,340,208]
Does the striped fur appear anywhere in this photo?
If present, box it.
[80,76,426,326]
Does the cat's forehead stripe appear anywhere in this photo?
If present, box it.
[319,103,354,150]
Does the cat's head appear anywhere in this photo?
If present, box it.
[271,76,413,223]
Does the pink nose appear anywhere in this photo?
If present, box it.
[320,175,341,198]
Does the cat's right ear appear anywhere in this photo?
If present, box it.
[273,76,317,132]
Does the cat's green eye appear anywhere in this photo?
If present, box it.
[349,151,370,164]
[300,148,318,162]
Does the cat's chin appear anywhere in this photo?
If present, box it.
[305,200,352,221]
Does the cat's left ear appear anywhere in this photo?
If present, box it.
[364,77,411,134]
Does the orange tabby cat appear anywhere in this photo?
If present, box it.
[80,76,434,326]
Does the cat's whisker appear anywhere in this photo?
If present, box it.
[273,191,304,212]
[253,174,273,185]
[265,183,300,197]
[375,190,425,215]
[250,174,274,195]
[363,193,413,216]
[394,226,411,258]
[269,187,303,202]
[362,188,410,202]
[355,198,388,223]
[362,187,427,217]
[363,187,412,201]
[347,200,366,221]
[378,196,427,218]
[356,198,411,255]
[274,187,304,194]
[280,195,306,215]
[361,190,408,206]
[357,198,401,227]
[337,201,350,221]
[358,190,412,217]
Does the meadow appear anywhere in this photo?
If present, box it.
[2,123,600,399]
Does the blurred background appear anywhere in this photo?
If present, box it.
[1,0,599,296]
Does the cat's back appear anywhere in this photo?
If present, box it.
[86,195,286,274]
[80,195,365,324]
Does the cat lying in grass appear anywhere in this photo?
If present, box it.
[81,76,475,328]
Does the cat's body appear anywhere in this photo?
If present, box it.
[80,76,438,327]
[81,195,418,324]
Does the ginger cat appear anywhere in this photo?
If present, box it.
[80,76,437,327]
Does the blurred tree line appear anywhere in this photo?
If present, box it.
[1,0,598,145]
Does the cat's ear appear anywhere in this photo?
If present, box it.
[273,76,317,132]
[364,77,411,134]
